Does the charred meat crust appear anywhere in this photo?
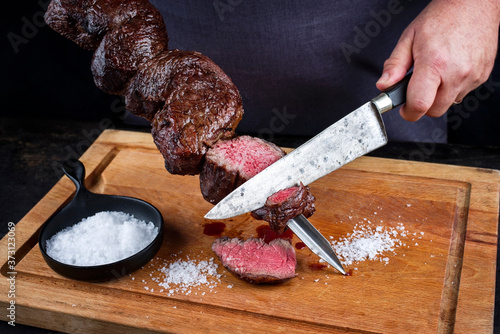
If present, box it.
[91,9,168,94]
[149,50,244,175]
[200,158,244,205]
[251,183,316,234]
[45,1,244,176]
[45,0,160,51]
[125,50,242,121]
[45,0,168,95]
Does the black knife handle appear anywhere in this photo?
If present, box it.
[383,71,412,108]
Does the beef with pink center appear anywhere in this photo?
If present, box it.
[251,182,315,234]
[211,237,297,284]
[200,136,285,204]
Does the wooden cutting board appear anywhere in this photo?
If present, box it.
[1,129,498,333]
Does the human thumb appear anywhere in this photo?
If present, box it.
[376,29,414,91]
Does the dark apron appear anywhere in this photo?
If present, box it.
[149,0,444,142]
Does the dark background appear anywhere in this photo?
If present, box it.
[1,1,500,333]
[2,1,500,145]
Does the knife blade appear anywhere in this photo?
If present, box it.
[205,73,412,220]
[287,214,345,275]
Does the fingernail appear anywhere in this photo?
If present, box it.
[377,72,390,85]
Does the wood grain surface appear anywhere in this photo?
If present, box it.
[0,129,498,333]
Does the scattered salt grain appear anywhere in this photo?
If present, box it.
[46,211,158,266]
[330,222,408,266]
[144,255,221,296]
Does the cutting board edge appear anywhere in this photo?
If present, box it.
[3,271,373,334]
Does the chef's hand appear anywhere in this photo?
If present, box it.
[376,0,500,121]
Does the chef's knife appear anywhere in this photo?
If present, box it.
[205,72,411,220]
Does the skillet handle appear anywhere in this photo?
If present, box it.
[62,159,87,194]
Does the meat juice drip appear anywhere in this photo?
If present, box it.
[203,222,226,236]
[295,241,306,250]
[308,263,328,271]
[256,224,293,244]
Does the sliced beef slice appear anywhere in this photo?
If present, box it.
[251,182,316,234]
[200,136,285,204]
[146,50,244,175]
[212,237,297,284]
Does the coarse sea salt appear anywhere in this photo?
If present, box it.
[143,255,222,296]
[329,222,408,266]
[46,211,158,266]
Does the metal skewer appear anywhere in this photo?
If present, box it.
[287,214,346,275]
